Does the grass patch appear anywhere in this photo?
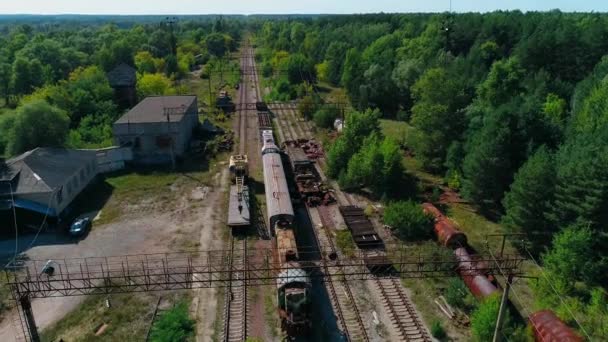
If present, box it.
[335,230,356,258]
[41,292,157,341]
[0,271,14,322]
[264,289,279,339]
[149,299,195,342]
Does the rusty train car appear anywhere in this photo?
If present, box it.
[422,202,582,341]
[261,128,312,336]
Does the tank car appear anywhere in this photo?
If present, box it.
[529,310,582,342]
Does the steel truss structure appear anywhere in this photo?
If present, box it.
[6,244,525,299]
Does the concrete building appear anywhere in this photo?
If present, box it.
[0,148,98,223]
[113,95,199,164]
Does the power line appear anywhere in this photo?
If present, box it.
[521,244,592,340]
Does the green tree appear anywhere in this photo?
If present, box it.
[135,51,161,74]
[137,73,176,98]
[543,223,603,287]
[341,48,363,107]
[383,200,432,240]
[205,33,229,58]
[462,110,513,208]
[327,108,380,178]
[313,107,339,129]
[0,111,17,154]
[6,100,70,155]
[286,53,315,84]
[0,61,11,104]
[549,129,608,230]
[410,67,466,170]
[297,95,317,120]
[11,57,44,95]
[470,294,503,342]
[501,146,556,252]
[325,42,348,85]
[477,57,525,106]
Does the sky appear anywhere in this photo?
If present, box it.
[1,0,607,15]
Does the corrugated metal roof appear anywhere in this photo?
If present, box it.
[114,96,197,124]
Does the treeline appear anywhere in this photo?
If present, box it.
[0,17,242,155]
[254,12,608,338]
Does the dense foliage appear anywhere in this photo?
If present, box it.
[383,201,432,239]
[0,17,242,155]
[254,12,608,338]
[149,300,195,342]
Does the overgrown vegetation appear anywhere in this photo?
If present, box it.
[41,292,155,341]
[335,229,356,257]
[382,200,432,240]
[149,300,195,342]
[256,13,608,337]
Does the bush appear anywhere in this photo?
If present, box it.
[470,293,503,342]
[336,230,356,257]
[431,320,447,340]
[445,278,475,311]
[149,300,195,342]
[383,200,433,240]
[313,107,340,129]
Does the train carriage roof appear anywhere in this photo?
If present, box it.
[276,268,311,288]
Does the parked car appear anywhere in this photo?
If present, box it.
[69,217,91,237]
[41,260,56,276]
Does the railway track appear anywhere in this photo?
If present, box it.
[274,103,369,342]
[223,236,248,342]
[374,277,432,341]
[223,43,258,342]
[282,100,432,341]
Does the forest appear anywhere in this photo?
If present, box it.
[0,16,243,153]
[253,12,608,339]
[1,11,607,339]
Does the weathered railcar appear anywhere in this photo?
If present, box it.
[528,310,583,342]
[339,205,383,248]
[261,138,294,233]
[276,267,312,336]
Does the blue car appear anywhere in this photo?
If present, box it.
[69,217,91,237]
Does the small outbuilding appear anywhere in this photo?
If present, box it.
[113,95,199,164]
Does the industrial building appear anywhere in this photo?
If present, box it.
[0,148,98,225]
[113,95,199,164]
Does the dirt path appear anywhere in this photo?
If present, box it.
[192,169,229,342]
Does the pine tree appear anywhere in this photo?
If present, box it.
[549,129,608,230]
[462,112,513,208]
[501,146,556,251]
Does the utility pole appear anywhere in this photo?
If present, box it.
[493,274,514,342]
[162,16,178,56]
